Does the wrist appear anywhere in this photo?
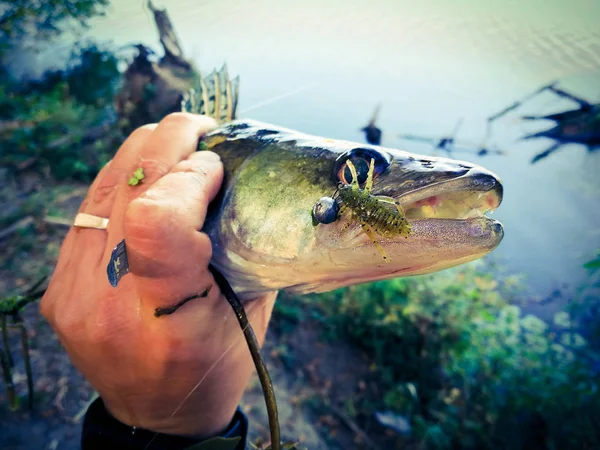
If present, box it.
[82,397,248,450]
[102,395,238,439]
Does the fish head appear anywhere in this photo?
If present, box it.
[203,120,503,299]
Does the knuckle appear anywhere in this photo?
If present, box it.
[139,158,171,181]
[129,123,156,141]
[92,169,121,204]
[159,112,197,128]
[124,197,177,243]
[173,160,209,179]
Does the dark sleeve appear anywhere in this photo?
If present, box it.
[81,397,248,450]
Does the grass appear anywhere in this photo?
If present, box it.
[275,262,600,449]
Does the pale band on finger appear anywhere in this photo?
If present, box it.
[73,213,110,230]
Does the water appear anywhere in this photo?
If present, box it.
[30,0,600,307]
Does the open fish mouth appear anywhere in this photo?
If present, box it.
[398,170,503,222]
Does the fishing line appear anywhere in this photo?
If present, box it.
[144,286,276,450]
[238,82,320,115]
[168,298,271,418]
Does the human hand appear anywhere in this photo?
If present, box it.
[41,113,277,438]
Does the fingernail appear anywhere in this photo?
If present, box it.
[190,151,221,162]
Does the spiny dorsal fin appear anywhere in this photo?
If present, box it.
[181,64,240,124]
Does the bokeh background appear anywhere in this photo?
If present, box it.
[1,1,599,449]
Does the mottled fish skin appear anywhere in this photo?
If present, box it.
[198,120,503,300]
[182,67,504,300]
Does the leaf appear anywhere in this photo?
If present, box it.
[185,436,241,450]
[480,310,495,323]
[474,276,498,291]
[520,314,547,334]
[553,311,571,328]
[128,167,145,186]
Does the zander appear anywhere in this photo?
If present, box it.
[110,66,504,300]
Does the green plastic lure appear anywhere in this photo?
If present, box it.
[326,158,412,263]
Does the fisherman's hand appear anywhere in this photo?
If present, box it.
[41,113,277,438]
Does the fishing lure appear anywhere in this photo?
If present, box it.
[313,158,411,262]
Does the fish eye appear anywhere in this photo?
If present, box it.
[341,158,370,185]
[333,147,391,186]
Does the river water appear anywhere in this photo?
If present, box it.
[29,0,600,310]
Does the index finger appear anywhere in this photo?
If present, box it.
[122,152,224,313]
[104,113,218,260]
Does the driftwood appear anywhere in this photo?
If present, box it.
[147,0,191,70]
[114,1,198,134]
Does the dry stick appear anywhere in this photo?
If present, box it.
[0,216,35,241]
[0,286,46,410]
[208,265,281,450]
[0,331,17,410]
[43,216,73,227]
[1,315,13,368]
[15,315,34,410]
[6,292,46,314]
[327,404,378,450]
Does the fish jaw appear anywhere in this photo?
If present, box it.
[202,120,504,300]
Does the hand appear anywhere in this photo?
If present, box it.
[41,113,277,438]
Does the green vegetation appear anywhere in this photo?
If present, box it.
[128,167,145,186]
[572,249,600,351]
[1,0,121,180]
[0,0,109,51]
[277,262,600,449]
[0,42,124,180]
[0,277,46,411]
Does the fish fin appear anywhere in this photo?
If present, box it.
[182,64,240,123]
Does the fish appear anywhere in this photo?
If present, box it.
[172,65,505,300]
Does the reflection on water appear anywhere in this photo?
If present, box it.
[37,0,600,303]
